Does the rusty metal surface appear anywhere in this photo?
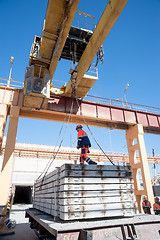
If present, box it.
[26,208,160,240]
[57,232,80,240]
[136,223,160,240]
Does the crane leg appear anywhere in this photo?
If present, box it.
[0,104,9,152]
[126,124,154,214]
[0,106,20,228]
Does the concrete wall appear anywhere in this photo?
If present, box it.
[0,156,73,186]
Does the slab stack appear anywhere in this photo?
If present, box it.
[33,164,138,220]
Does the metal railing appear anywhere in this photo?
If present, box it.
[51,79,67,88]
[72,17,96,32]
[0,77,23,89]
[1,76,159,115]
[85,66,98,78]
[85,94,160,115]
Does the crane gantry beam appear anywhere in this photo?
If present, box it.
[1,88,160,135]
[48,0,80,80]
[30,0,80,79]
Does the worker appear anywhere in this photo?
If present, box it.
[33,79,42,93]
[153,197,160,215]
[76,125,97,165]
[142,195,151,214]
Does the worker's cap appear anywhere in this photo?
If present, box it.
[143,195,148,200]
[76,125,82,130]
[155,197,159,201]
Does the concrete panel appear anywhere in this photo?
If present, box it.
[58,208,135,220]
[60,163,131,172]
[34,189,134,199]
[57,176,133,184]
[59,169,132,178]
[33,164,137,220]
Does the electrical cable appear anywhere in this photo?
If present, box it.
[75,97,116,166]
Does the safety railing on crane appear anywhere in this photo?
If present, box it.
[85,94,160,115]
[72,17,96,32]
[0,77,23,89]
[1,76,160,116]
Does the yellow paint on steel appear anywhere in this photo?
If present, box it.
[49,0,80,80]
[126,124,155,214]
[76,10,95,19]
[39,0,80,80]
[0,106,20,205]
[64,0,128,97]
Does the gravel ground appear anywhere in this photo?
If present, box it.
[0,204,38,240]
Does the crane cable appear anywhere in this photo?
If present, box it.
[37,99,74,182]
[36,121,65,181]
[39,68,77,183]
[75,97,115,166]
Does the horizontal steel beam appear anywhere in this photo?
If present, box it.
[25,96,160,135]
[0,88,160,134]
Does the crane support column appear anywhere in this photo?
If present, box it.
[0,104,9,152]
[126,124,154,213]
[0,106,20,224]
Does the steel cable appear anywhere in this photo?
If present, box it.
[37,99,74,187]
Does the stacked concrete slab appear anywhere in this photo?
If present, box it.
[33,164,138,220]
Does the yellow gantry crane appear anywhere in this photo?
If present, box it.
[0,0,155,229]
[0,0,129,227]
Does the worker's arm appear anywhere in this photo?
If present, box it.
[77,137,82,149]
[77,130,84,149]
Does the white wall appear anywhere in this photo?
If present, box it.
[0,156,73,186]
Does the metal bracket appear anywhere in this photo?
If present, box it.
[79,229,93,240]
[121,224,139,240]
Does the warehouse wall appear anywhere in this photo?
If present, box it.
[0,155,73,204]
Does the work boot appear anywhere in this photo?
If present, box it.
[86,158,97,165]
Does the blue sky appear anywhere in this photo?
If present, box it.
[0,0,160,168]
